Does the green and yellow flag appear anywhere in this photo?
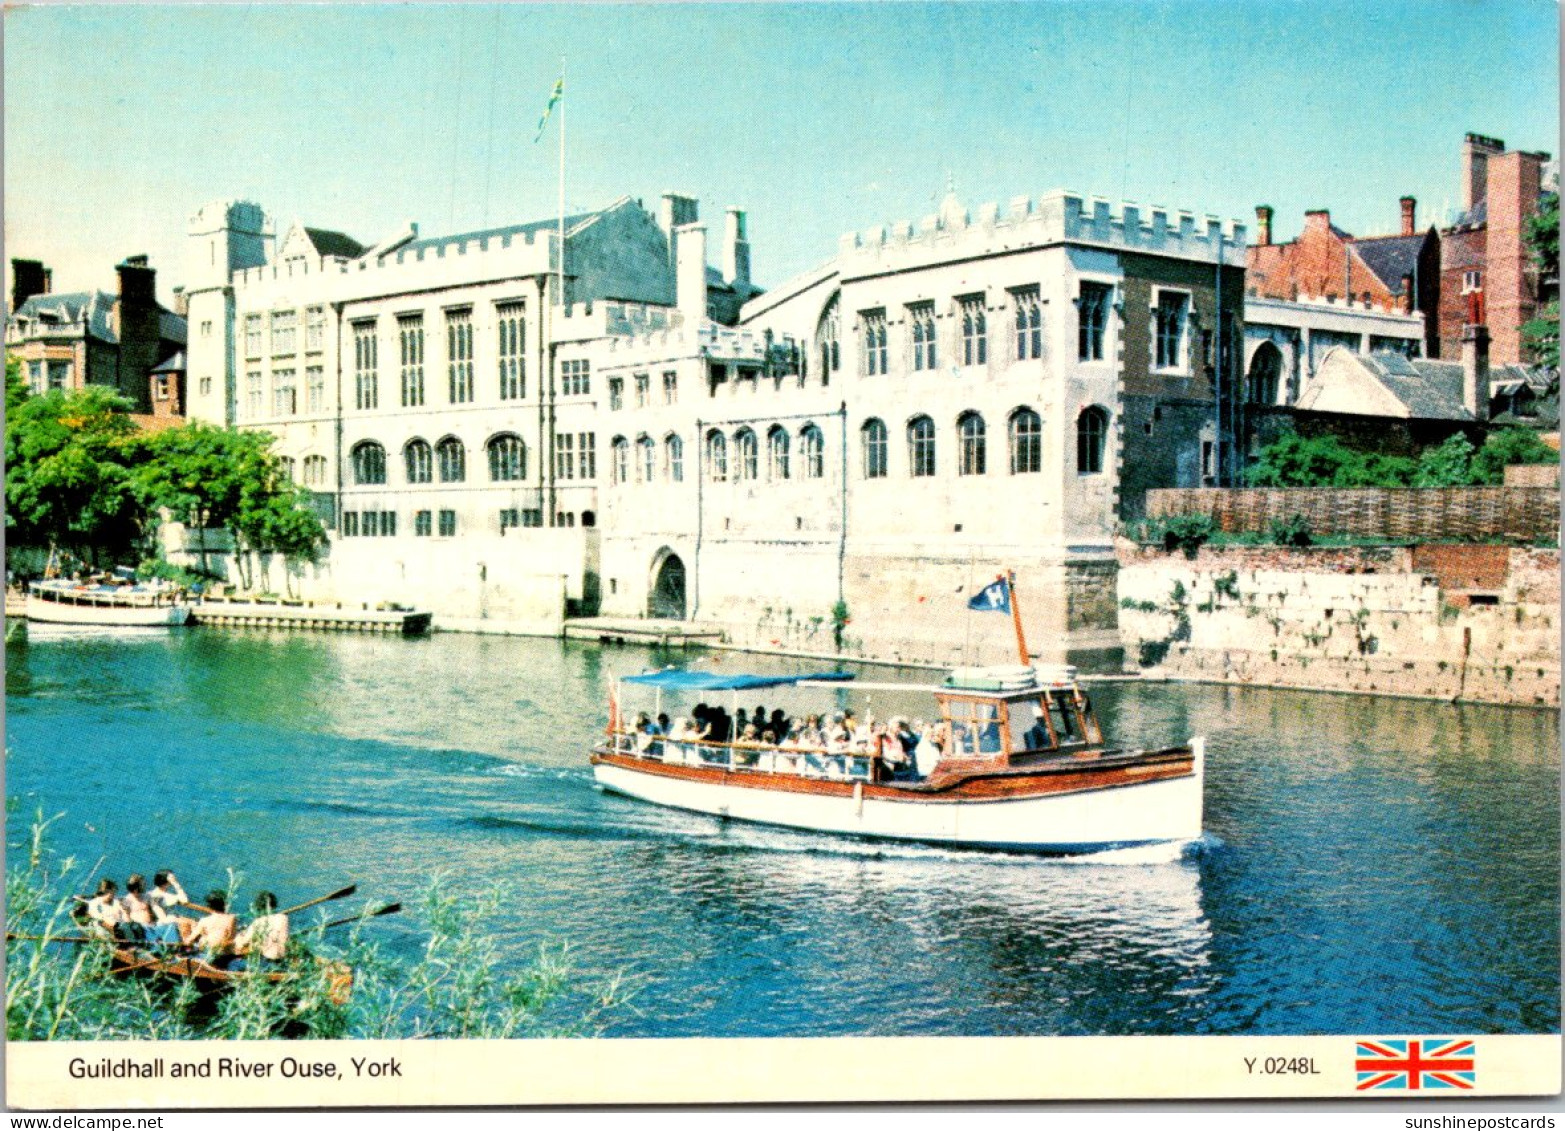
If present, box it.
[534,77,563,143]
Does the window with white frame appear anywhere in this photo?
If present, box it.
[497,303,525,400]
[800,424,825,479]
[246,370,263,418]
[767,425,790,480]
[909,303,937,371]
[446,309,473,403]
[245,314,262,358]
[705,429,728,482]
[404,438,433,484]
[561,358,590,396]
[272,368,296,416]
[398,315,425,407]
[438,510,457,537]
[959,296,987,366]
[351,441,387,485]
[436,436,466,483]
[487,433,526,481]
[198,376,212,398]
[270,310,297,356]
[555,432,576,480]
[908,416,936,477]
[665,433,684,482]
[958,411,986,475]
[303,454,328,487]
[662,370,678,404]
[861,310,888,375]
[609,377,624,411]
[1154,290,1190,370]
[415,510,433,537]
[637,435,655,483]
[1078,282,1113,362]
[305,306,325,352]
[611,436,630,484]
[634,373,650,408]
[1009,408,1042,474]
[306,365,325,413]
[353,321,378,410]
[1012,286,1042,360]
[861,418,888,479]
[733,429,758,480]
[578,432,596,480]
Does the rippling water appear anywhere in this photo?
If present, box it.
[5,627,1558,1037]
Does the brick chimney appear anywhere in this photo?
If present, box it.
[1400,196,1417,237]
[1303,209,1331,234]
[114,255,160,413]
[1462,323,1490,419]
[10,258,50,312]
[1401,274,1415,315]
[1463,133,1506,211]
[1255,205,1273,247]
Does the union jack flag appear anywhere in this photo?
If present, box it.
[1355,1038,1476,1091]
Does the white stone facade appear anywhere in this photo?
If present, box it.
[1243,294,1426,406]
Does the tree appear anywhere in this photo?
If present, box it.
[234,482,329,596]
[6,353,30,416]
[1522,192,1559,371]
[1412,433,1480,487]
[1244,430,1415,489]
[4,386,148,565]
[1470,426,1560,485]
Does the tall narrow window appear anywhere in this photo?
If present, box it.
[578,433,596,480]
[398,315,425,407]
[270,310,297,355]
[801,424,825,479]
[1154,291,1189,369]
[1012,287,1043,360]
[351,441,386,485]
[662,370,678,404]
[818,299,841,379]
[436,436,466,483]
[767,425,790,480]
[1077,406,1109,474]
[705,429,728,482]
[960,296,987,366]
[634,373,650,408]
[303,455,328,487]
[404,438,433,483]
[447,309,474,403]
[909,303,936,371]
[487,433,526,481]
[555,432,576,480]
[908,416,936,477]
[735,428,758,480]
[245,314,263,358]
[862,310,888,375]
[666,434,684,483]
[246,370,263,418]
[611,436,630,484]
[1078,282,1112,362]
[353,321,378,410]
[1009,408,1042,474]
[306,365,325,413]
[609,378,624,411]
[637,435,655,483]
[305,306,325,352]
[497,302,525,399]
[861,418,888,479]
[958,412,987,475]
[272,368,296,416]
[438,510,457,537]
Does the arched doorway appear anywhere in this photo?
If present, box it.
[649,551,686,620]
[1247,342,1283,405]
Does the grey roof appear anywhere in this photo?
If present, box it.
[158,309,187,345]
[12,290,117,342]
[705,264,764,299]
[1451,199,1487,229]
[151,351,185,373]
[1361,352,1474,420]
[304,227,367,259]
[1351,234,1425,294]
[397,212,597,257]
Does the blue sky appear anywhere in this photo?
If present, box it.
[4,1,1558,304]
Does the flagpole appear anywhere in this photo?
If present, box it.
[557,55,566,313]
[1005,571,1030,666]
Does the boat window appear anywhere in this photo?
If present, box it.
[1047,690,1087,745]
[940,697,1008,758]
[1010,697,1054,752]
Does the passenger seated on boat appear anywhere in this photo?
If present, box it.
[86,879,130,940]
[708,708,733,744]
[1027,721,1051,751]
[877,731,911,782]
[914,721,945,777]
[795,714,823,747]
[232,891,289,970]
[735,709,750,735]
[187,891,238,966]
[149,871,195,945]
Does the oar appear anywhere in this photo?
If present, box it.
[300,902,402,935]
[6,931,107,944]
[279,884,357,917]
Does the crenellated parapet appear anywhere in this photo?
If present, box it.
[836,190,1248,274]
[229,227,557,292]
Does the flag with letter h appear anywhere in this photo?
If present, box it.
[967,579,1011,614]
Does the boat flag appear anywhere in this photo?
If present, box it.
[535,76,564,143]
[1355,1039,1476,1091]
[967,579,1011,614]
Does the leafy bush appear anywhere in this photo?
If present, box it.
[1471,428,1560,486]
[1150,515,1216,559]
[1246,431,1416,489]
[1269,513,1314,547]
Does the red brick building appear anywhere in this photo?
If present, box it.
[1439,133,1553,366]
[1246,197,1440,358]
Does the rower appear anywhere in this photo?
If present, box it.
[86,879,129,939]
[186,891,238,965]
[148,870,194,945]
[233,891,289,970]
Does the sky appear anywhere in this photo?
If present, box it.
[3,1,1559,305]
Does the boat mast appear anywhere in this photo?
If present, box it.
[1004,570,1030,665]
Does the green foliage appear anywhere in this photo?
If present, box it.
[1470,427,1560,485]
[6,815,632,1041]
[1269,513,1314,547]
[1212,570,1241,600]
[1245,430,1416,488]
[6,353,29,416]
[1522,301,1559,371]
[830,600,851,651]
[1149,514,1215,559]
[1523,194,1559,369]
[4,387,146,562]
[1412,434,1480,487]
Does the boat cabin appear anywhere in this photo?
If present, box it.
[935,665,1104,765]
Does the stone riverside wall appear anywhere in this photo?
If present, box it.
[1117,542,1559,707]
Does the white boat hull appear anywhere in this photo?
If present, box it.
[26,596,191,627]
[593,739,1205,853]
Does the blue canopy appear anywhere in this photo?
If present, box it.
[621,670,855,692]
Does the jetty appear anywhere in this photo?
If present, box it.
[190,599,432,635]
[562,617,724,648]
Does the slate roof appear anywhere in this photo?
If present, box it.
[303,227,367,259]
[706,264,764,300]
[1351,235,1426,295]
[12,291,118,342]
[1360,352,1474,421]
[151,351,185,373]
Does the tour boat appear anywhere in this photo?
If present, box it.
[589,664,1205,854]
[26,579,191,627]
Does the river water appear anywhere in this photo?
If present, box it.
[4,627,1558,1038]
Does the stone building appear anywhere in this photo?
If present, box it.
[595,191,1248,667]
[1439,133,1554,366]
[5,255,186,411]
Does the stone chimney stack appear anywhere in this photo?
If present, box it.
[1463,133,1506,211]
[1462,323,1490,420]
[1255,205,1273,247]
[675,223,707,326]
[115,255,160,414]
[1400,196,1417,237]
[723,207,750,287]
[10,258,50,312]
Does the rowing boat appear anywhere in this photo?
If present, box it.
[109,946,354,1006]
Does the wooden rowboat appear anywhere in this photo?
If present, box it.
[109,946,354,1006]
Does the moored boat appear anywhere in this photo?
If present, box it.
[589,664,1204,854]
[26,578,191,626]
